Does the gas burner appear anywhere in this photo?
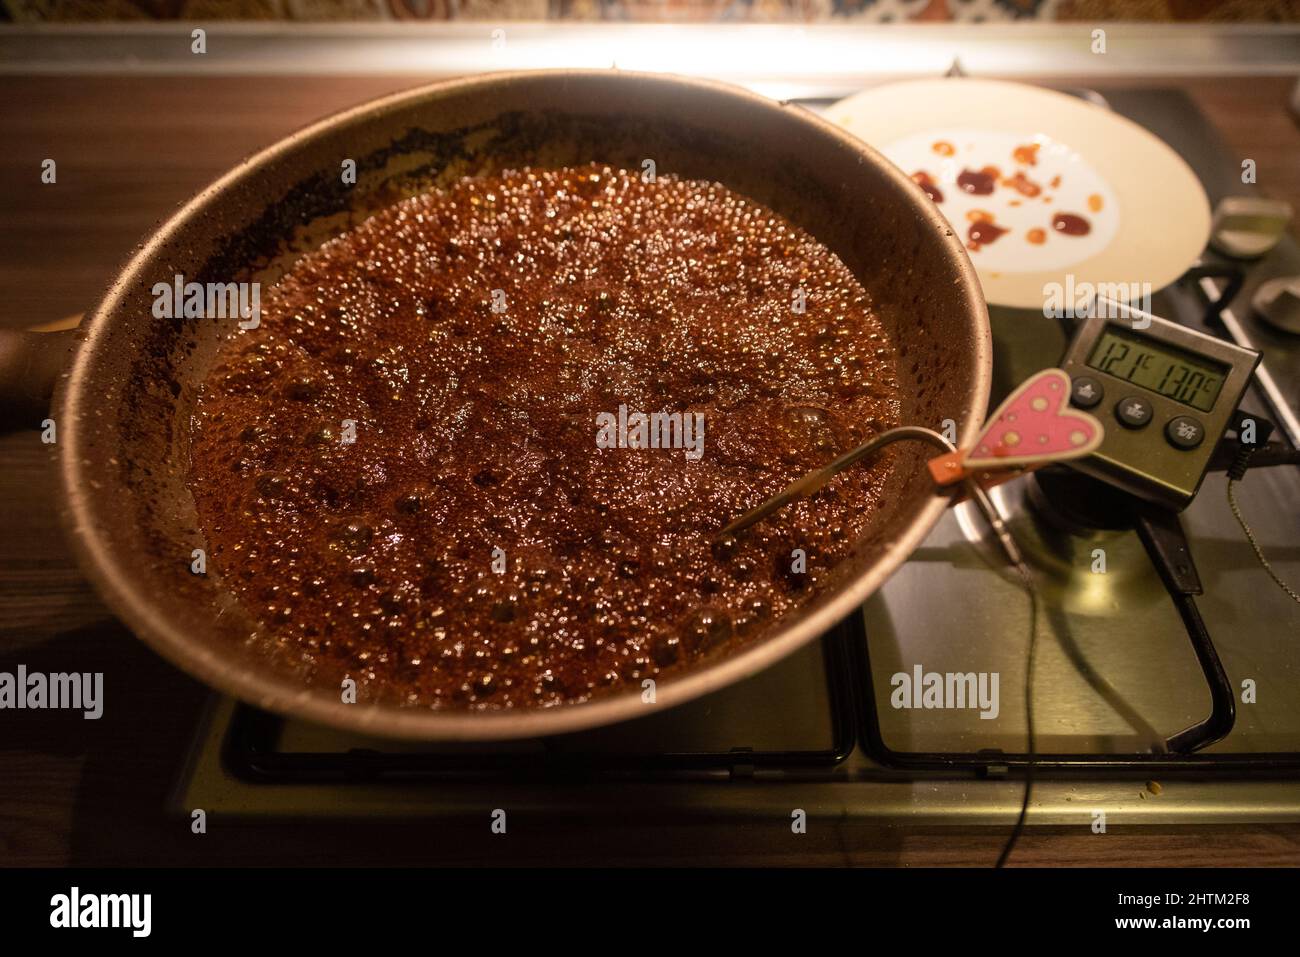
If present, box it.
[1025,468,1140,532]
[953,472,1153,615]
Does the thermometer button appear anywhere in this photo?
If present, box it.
[1165,415,1206,450]
[1116,396,1154,429]
[1070,375,1104,409]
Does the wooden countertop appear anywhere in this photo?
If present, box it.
[3,75,1297,333]
[1,75,1298,866]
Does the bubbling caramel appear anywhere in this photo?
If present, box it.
[187,165,901,710]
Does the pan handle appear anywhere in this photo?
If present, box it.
[0,315,82,433]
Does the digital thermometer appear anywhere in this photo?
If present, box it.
[1059,301,1260,509]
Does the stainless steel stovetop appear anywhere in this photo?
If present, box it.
[175,86,1300,829]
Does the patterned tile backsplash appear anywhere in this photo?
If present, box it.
[3,0,1297,24]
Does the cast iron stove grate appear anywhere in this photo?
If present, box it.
[221,621,858,783]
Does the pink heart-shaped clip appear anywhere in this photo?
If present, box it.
[965,368,1104,469]
[929,368,1104,487]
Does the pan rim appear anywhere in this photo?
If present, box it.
[56,68,991,741]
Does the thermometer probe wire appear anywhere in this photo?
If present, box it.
[1227,478,1300,605]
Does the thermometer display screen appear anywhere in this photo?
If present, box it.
[1086,326,1228,413]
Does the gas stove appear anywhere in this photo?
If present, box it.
[173,84,1300,836]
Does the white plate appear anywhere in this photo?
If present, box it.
[825,78,1211,310]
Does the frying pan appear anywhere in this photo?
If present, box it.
[0,71,991,740]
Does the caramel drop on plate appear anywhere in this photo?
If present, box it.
[1013,143,1040,166]
[1052,212,1091,236]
